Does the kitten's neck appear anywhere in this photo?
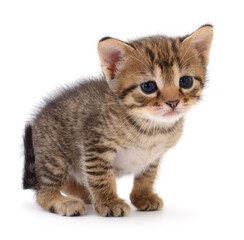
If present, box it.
[125,113,184,134]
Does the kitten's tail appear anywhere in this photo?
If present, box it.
[23,124,38,190]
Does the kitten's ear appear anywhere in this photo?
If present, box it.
[183,25,214,66]
[97,37,134,82]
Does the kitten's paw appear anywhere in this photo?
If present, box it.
[130,193,163,211]
[51,199,86,216]
[95,198,130,217]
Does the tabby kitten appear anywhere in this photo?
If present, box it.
[23,25,213,217]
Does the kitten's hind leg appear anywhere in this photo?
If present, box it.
[37,190,86,216]
[61,179,91,204]
[35,154,86,216]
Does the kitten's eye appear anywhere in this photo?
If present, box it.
[179,76,193,89]
[140,81,158,94]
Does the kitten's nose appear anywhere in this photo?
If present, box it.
[165,100,180,110]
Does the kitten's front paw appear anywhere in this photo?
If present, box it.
[95,198,130,217]
[52,199,86,216]
[130,193,163,211]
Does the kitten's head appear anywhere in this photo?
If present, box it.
[98,25,213,124]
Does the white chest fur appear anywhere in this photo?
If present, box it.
[114,146,168,176]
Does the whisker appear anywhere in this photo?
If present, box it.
[181,52,201,68]
[183,66,204,72]
[127,53,150,69]
[136,47,151,66]
[126,70,147,79]
[179,44,192,65]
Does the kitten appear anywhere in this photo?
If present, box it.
[23,25,213,217]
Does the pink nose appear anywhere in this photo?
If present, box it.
[165,100,179,109]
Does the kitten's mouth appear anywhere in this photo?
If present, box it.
[143,107,186,123]
[153,107,184,117]
[163,110,179,117]
[157,108,186,121]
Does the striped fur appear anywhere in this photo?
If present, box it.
[23,25,213,217]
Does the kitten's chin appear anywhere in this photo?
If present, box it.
[144,110,185,124]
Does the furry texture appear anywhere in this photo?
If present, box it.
[23,25,213,217]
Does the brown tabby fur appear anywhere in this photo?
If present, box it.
[23,25,213,217]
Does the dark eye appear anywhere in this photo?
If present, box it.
[179,76,193,89]
[140,81,158,94]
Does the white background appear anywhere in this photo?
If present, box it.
[1,0,244,239]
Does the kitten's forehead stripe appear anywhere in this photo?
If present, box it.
[131,37,182,73]
[153,65,163,90]
[170,38,177,53]
[145,46,155,63]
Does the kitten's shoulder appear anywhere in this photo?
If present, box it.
[33,77,112,119]
[53,77,110,103]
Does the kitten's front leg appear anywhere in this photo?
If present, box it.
[84,147,130,217]
[130,160,163,211]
